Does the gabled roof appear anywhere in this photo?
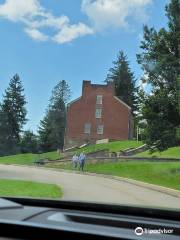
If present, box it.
[67,95,131,110]
[113,96,131,110]
[67,97,81,107]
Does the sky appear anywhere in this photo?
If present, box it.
[0,0,169,132]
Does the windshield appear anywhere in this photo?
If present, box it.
[0,0,180,211]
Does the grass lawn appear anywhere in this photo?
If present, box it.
[76,140,143,154]
[136,146,180,159]
[87,161,180,191]
[0,179,62,198]
[0,141,142,165]
[51,161,180,191]
[0,151,59,165]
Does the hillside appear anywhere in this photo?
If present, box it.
[0,151,59,165]
[86,161,180,191]
[76,140,143,154]
[135,146,180,159]
[0,142,179,166]
[0,141,143,165]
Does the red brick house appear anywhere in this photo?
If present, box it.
[65,80,133,148]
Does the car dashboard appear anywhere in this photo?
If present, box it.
[0,197,179,240]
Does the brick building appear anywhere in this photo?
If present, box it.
[65,80,133,148]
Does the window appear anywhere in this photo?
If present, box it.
[84,123,91,134]
[96,95,103,104]
[95,108,102,118]
[97,125,104,134]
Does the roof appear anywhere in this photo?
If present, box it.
[67,94,131,110]
[67,97,81,107]
[90,83,111,88]
[113,96,131,110]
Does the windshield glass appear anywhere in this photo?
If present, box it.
[0,0,179,210]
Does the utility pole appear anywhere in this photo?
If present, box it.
[137,125,139,141]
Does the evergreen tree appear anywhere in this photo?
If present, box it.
[176,75,180,140]
[106,51,138,114]
[20,130,38,153]
[50,79,71,107]
[0,74,27,156]
[48,99,66,150]
[137,0,180,150]
[0,105,12,156]
[38,80,71,152]
[38,115,52,152]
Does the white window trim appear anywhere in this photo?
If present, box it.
[96,95,103,104]
[97,125,104,135]
[95,108,102,119]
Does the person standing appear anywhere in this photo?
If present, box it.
[79,152,86,171]
[72,154,78,169]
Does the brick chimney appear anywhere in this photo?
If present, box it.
[107,81,115,96]
[82,80,91,96]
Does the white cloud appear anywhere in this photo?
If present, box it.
[0,0,92,43]
[53,23,93,44]
[0,0,41,21]
[25,28,48,41]
[82,0,152,31]
[0,0,152,44]
[28,14,69,30]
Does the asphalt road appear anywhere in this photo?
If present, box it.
[0,164,180,209]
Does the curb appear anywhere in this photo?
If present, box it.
[1,164,180,199]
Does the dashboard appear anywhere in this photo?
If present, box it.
[0,197,179,240]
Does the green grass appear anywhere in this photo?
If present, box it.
[52,161,180,191]
[86,161,180,190]
[0,141,142,165]
[40,151,60,160]
[0,179,62,198]
[76,140,143,154]
[0,151,59,165]
[136,146,180,159]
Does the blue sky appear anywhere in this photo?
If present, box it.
[0,0,169,132]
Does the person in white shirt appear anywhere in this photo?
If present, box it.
[72,154,78,169]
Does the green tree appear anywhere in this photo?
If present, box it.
[177,76,180,113]
[0,106,13,156]
[106,51,138,114]
[50,79,71,107]
[176,75,180,140]
[137,0,180,150]
[142,89,178,150]
[0,74,27,156]
[38,115,52,152]
[48,99,66,150]
[38,80,71,152]
[20,130,39,153]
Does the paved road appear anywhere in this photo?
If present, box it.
[0,164,180,209]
